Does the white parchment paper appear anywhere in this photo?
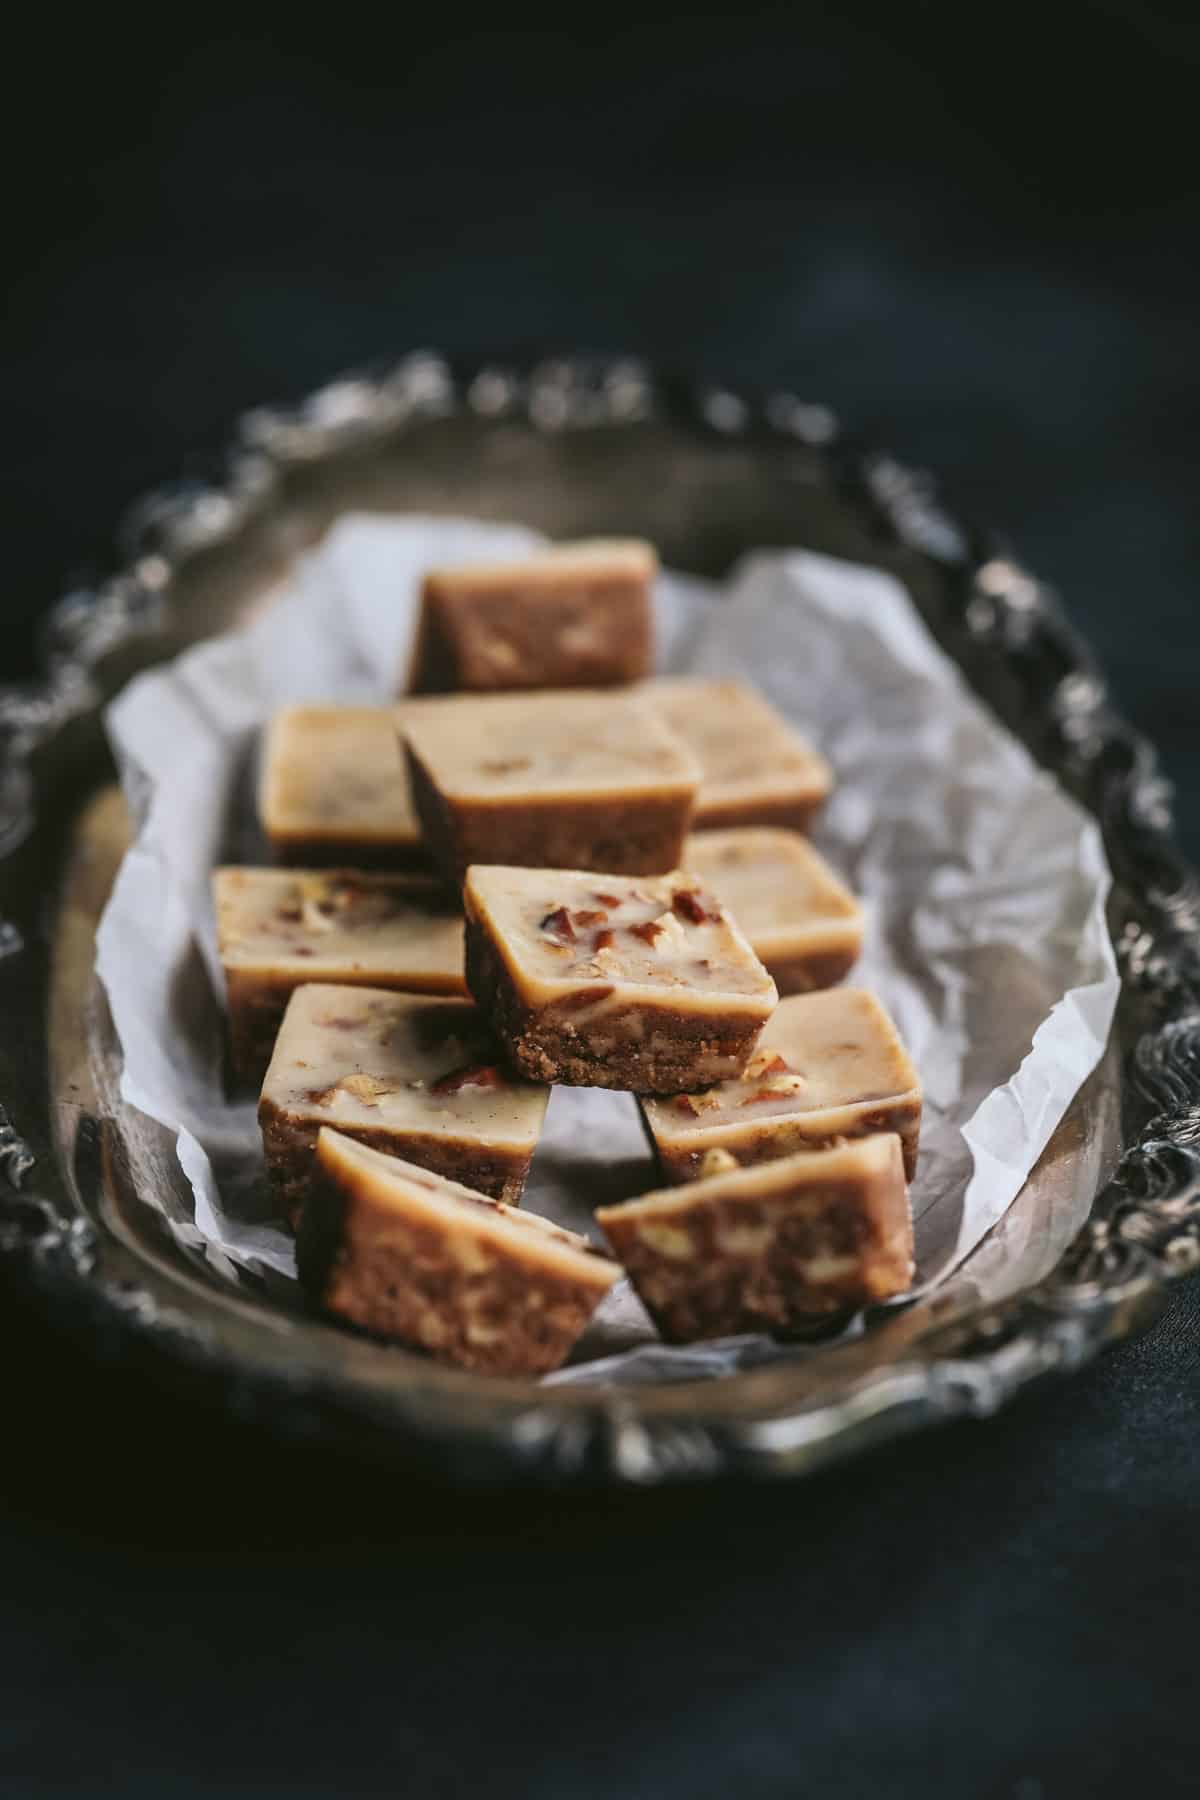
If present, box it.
[96,514,1119,1381]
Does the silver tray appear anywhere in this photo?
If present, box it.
[2,352,1197,1486]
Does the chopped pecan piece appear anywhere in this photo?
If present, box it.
[671,888,714,925]
[593,928,615,951]
[742,1048,790,1082]
[673,1090,722,1115]
[539,906,576,944]
[630,918,665,946]
[430,1062,505,1095]
[570,909,609,929]
[307,1072,395,1107]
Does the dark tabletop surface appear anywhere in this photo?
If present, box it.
[4,6,1200,1795]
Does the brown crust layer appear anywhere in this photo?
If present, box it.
[761,945,860,998]
[598,1146,914,1340]
[691,795,826,835]
[406,744,693,887]
[258,1094,533,1228]
[410,577,652,695]
[465,914,765,1094]
[297,1163,612,1376]
[268,835,433,872]
[649,1098,923,1185]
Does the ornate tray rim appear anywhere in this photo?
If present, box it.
[2,350,1198,1486]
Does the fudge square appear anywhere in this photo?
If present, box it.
[402,689,700,886]
[641,677,832,833]
[408,538,656,694]
[258,986,549,1224]
[685,828,863,996]
[639,988,921,1183]
[463,865,777,1093]
[596,1135,913,1340]
[299,1129,620,1376]
[259,704,428,868]
[214,867,466,1084]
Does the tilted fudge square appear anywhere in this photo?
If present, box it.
[596,1134,913,1340]
[685,828,863,995]
[463,865,777,1093]
[299,1129,620,1376]
[639,988,921,1183]
[259,704,429,868]
[214,867,466,1083]
[402,689,699,886]
[258,986,549,1224]
[641,677,832,833]
[408,538,656,694]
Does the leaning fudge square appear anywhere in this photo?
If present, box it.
[402,689,700,886]
[641,677,832,833]
[408,538,656,694]
[596,1134,914,1341]
[639,988,921,1183]
[214,867,466,1084]
[299,1128,620,1376]
[259,704,429,868]
[258,986,549,1224]
[684,828,863,995]
[463,865,777,1093]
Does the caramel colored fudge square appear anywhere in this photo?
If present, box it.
[299,1129,619,1375]
[403,690,699,886]
[463,865,777,1093]
[214,867,466,1083]
[639,988,921,1183]
[596,1134,914,1340]
[685,828,863,995]
[258,986,549,1224]
[259,704,428,868]
[641,677,832,833]
[408,538,656,694]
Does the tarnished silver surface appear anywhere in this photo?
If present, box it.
[0,352,1195,1485]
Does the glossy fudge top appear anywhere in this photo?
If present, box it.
[262,986,547,1146]
[640,678,831,815]
[600,1131,908,1229]
[401,690,700,803]
[422,537,656,595]
[684,828,861,946]
[642,988,919,1136]
[464,865,778,1008]
[259,705,423,848]
[317,1129,617,1284]
[214,868,463,982]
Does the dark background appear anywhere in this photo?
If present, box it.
[4,6,1200,1795]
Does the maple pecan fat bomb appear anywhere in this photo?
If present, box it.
[258,704,429,868]
[596,1135,914,1341]
[407,538,657,694]
[299,1130,620,1376]
[463,865,777,1093]
[639,988,921,1184]
[641,678,832,833]
[214,868,466,1083]
[684,828,863,995]
[258,986,549,1224]
[402,690,700,887]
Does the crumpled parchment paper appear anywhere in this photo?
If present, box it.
[96,514,1118,1380]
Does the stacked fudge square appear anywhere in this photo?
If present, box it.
[215,539,922,1378]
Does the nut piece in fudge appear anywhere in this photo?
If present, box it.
[596,1134,913,1340]
[259,704,429,868]
[641,677,832,833]
[685,828,862,995]
[408,538,656,694]
[639,988,921,1183]
[402,689,700,886]
[299,1128,620,1376]
[214,867,466,1084]
[258,986,549,1224]
[463,865,777,1094]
